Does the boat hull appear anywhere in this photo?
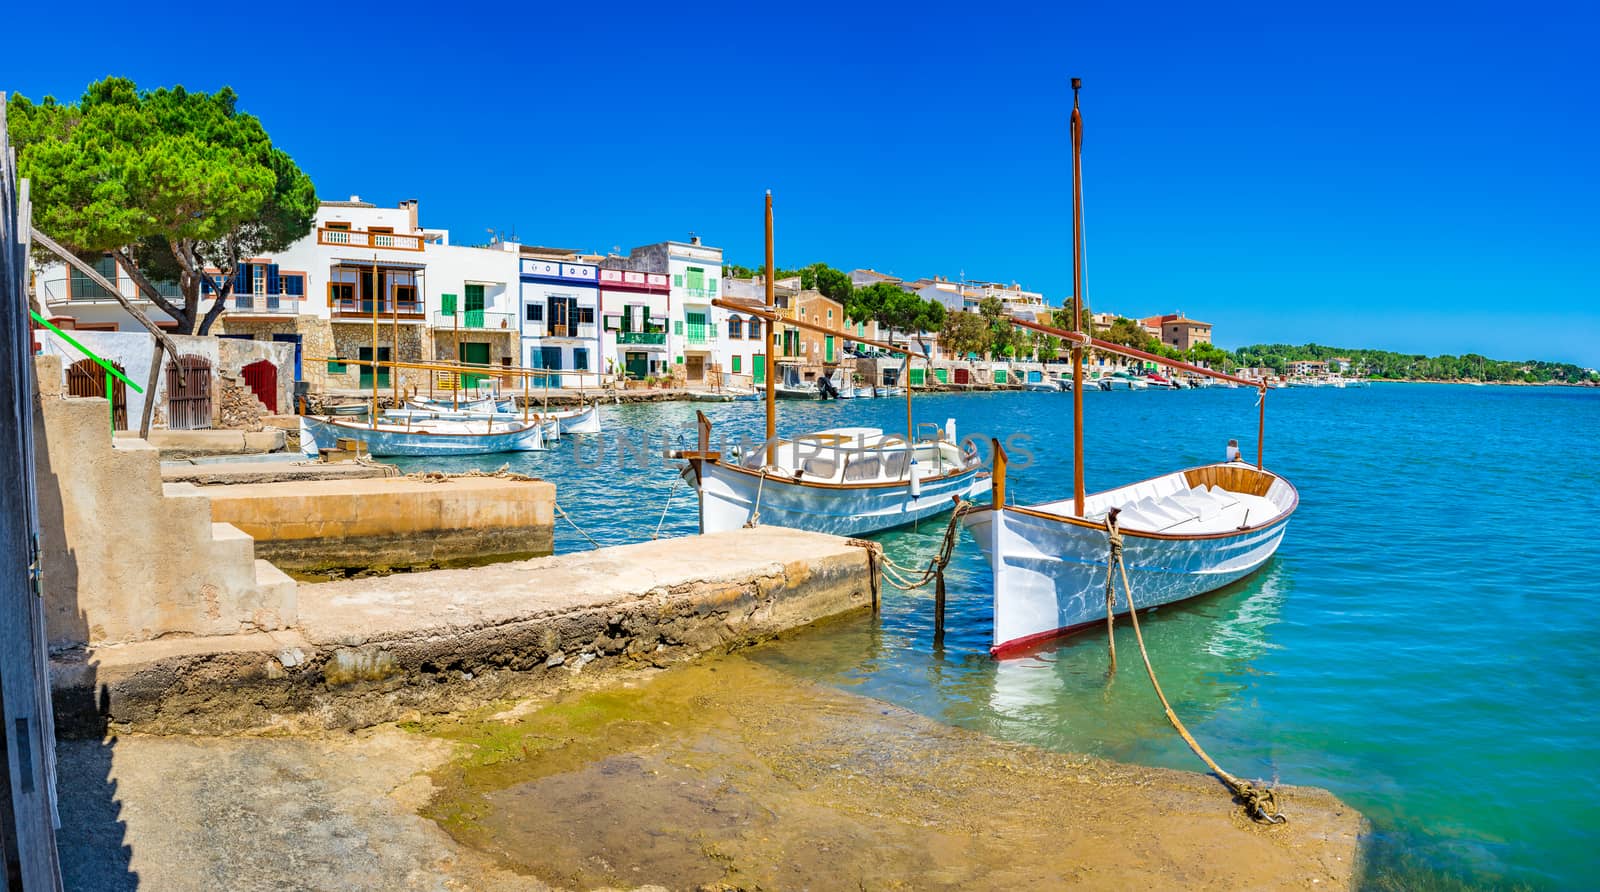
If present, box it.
[554,405,601,434]
[300,416,545,457]
[685,459,991,537]
[963,505,1291,657]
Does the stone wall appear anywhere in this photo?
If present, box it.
[329,322,428,394]
[32,355,296,647]
[218,375,267,431]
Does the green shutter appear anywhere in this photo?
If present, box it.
[675,320,684,335]
[732,356,742,373]
[441,293,457,316]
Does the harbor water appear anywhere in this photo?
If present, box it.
[389,383,1600,890]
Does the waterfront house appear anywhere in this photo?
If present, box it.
[1288,359,1328,377]
[606,238,724,387]
[597,267,672,381]
[1140,312,1214,352]
[519,255,600,388]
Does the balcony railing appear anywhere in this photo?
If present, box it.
[617,331,667,345]
[535,323,598,340]
[431,310,515,330]
[317,227,427,252]
[683,286,718,301]
[331,299,425,319]
[230,293,302,314]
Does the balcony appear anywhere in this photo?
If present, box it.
[617,331,666,345]
[431,310,515,331]
[331,299,425,320]
[317,227,427,252]
[683,286,716,301]
[532,323,598,341]
[230,292,303,315]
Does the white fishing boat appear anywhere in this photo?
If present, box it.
[548,403,601,434]
[678,191,988,536]
[681,419,989,536]
[689,389,758,402]
[963,80,1297,658]
[1024,377,1064,392]
[386,407,562,442]
[829,369,857,398]
[406,395,508,414]
[299,414,545,457]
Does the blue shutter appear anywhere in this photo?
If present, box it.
[234,264,249,295]
[266,264,280,294]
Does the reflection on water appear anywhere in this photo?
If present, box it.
[391,386,1600,890]
[755,559,1291,769]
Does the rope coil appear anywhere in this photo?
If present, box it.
[875,497,972,592]
[1103,512,1286,825]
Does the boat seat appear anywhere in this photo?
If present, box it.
[1206,484,1241,507]
[802,456,839,478]
[842,454,882,482]
[1168,491,1221,522]
[883,451,909,479]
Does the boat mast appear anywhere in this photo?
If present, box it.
[764,190,777,464]
[1070,77,1086,516]
[370,257,379,430]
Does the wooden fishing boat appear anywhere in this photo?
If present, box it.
[676,191,988,536]
[386,407,562,442]
[680,419,989,536]
[962,79,1297,658]
[299,415,545,457]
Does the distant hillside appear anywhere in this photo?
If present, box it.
[1229,344,1597,384]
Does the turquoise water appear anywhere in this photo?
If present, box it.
[390,384,1600,889]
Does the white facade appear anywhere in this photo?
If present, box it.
[597,268,672,380]
[519,258,601,387]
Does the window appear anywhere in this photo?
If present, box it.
[525,303,543,322]
[728,317,743,339]
[282,274,305,297]
[747,319,761,340]
[394,284,418,309]
[828,308,834,320]
[603,314,621,331]
[328,282,355,306]
[326,221,351,231]
[673,274,683,288]
[69,253,119,300]
[687,267,704,291]
[674,320,684,335]
[577,307,595,324]
[327,360,347,374]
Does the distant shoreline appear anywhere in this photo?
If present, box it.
[1370,378,1597,388]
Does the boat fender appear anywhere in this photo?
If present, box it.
[909,459,921,498]
[945,418,957,443]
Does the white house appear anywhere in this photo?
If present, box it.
[519,258,600,388]
[605,238,725,386]
[597,267,671,381]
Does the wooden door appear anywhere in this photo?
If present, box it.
[67,357,129,430]
[241,359,277,414]
[165,354,213,430]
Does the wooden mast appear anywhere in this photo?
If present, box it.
[1070,77,1086,516]
[369,257,379,429]
[764,190,776,464]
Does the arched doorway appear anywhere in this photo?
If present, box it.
[66,357,129,430]
[241,359,278,413]
[166,354,213,430]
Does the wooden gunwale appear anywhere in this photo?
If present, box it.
[969,462,1299,542]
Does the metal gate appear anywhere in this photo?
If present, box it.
[66,356,129,429]
[241,359,277,414]
[165,354,213,430]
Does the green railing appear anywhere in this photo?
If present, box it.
[31,310,144,435]
[617,331,666,345]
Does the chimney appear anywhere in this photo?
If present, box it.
[349,194,361,202]
[690,235,702,246]
[405,199,419,232]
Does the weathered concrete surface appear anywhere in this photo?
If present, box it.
[54,729,547,892]
[162,455,399,485]
[115,427,286,458]
[50,528,873,735]
[34,356,296,648]
[204,476,555,576]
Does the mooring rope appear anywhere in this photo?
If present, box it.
[744,469,769,529]
[651,475,682,540]
[554,501,603,551]
[875,497,972,592]
[1103,513,1286,824]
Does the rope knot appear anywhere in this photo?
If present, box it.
[1233,782,1286,825]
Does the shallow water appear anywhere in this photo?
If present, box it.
[391,383,1600,890]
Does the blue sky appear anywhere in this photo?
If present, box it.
[5,0,1595,364]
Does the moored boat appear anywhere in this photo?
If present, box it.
[963,78,1297,658]
[299,414,545,457]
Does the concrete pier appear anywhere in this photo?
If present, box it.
[51,527,874,734]
[202,475,555,576]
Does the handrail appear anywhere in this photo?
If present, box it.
[31,310,145,434]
